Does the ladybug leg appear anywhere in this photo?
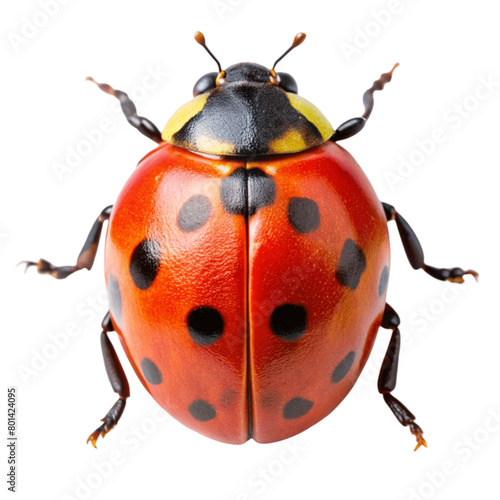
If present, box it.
[382,202,479,283]
[379,304,427,451]
[330,63,399,142]
[87,77,163,144]
[19,205,113,279]
[87,312,130,448]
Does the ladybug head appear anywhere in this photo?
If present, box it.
[192,32,304,96]
[161,32,333,157]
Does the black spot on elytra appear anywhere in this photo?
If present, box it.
[187,306,224,346]
[248,169,276,215]
[270,304,307,341]
[129,239,162,290]
[177,195,212,232]
[188,399,216,422]
[283,397,314,419]
[288,197,320,234]
[220,167,276,217]
[336,239,367,290]
[220,168,245,215]
[331,351,355,383]
[107,274,122,328]
[141,357,163,385]
[378,266,389,297]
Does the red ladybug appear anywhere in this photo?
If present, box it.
[21,32,477,450]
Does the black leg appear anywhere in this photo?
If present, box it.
[19,205,113,279]
[379,304,427,451]
[87,77,163,144]
[330,63,399,142]
[87,312,130,448]
[382,202,478,283]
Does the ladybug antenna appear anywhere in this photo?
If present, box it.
[271,32,306,72]
[194,31,225,82]
[269,32,306,84]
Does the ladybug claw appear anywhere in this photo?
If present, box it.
[447,269,479,284]
[86,433,99,449]
[86,421,108,448]
[414,436,428,452]
[17,260,37,273]
[17,258,54,274]
[410,422,427,452]
[464,269,479,282]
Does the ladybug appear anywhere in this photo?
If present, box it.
[21,32,477,450]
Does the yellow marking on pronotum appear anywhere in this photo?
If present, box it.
[162,93,209,142]
[269,129,308,154]
[286,93,334,141]
[194,135,236,155]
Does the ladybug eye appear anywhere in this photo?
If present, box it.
[277,72,298,94]
[193,72,218,96]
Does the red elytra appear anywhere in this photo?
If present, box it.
[105,140,389,444]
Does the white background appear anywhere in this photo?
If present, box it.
[2,0,499,499]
